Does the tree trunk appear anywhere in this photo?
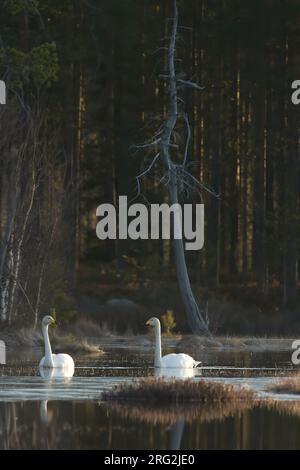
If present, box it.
[159,0,210,335]
[252,5,267,294]
[284,13,299,306]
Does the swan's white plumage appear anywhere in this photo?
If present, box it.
[146,317,201,369]
[160,352,199,369]
[39,353,75,370]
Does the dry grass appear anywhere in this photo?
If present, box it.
[3,327,103,354]
[103,377,259,425]
[3,327,41,348]
[52,333,102,354]
[102,377,257,404]
[267,378,300,395]
[68,317,105,339]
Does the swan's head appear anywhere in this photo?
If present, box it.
[146,317,160,328]
[42,315,56,327]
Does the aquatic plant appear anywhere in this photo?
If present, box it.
[102,377,257,404]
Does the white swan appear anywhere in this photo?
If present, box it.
[146,317,200,369]
[39,315,75,377]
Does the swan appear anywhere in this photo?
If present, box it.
[146,317,200,369]
[39,315,75,377]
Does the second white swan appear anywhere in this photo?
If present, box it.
[146,317,200,369]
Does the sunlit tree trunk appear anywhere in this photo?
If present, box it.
[159,1,210,335]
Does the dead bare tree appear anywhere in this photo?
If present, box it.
[0,104,22,322]
[0,97,64,327]
[134,0,217,335]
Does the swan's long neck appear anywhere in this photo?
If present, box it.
[154,321,162,368]
[42,324,54,367]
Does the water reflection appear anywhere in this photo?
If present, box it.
[39,365,74,380]
[0,347,299,449]
[1,400,300,449]
[169,419,185,450]
[105,396,256,425]
[40,400,48,425]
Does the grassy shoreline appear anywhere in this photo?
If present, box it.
[0,328,296,354]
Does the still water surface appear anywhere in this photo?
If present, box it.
[0,346,300,450]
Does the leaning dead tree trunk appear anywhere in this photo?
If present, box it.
[134,0,215,335]
[159,1,209,335]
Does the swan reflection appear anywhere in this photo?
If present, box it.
[169,419,185,450]
[40,400,54,426]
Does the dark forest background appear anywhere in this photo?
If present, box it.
[0,0,300,335]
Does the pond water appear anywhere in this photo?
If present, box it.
[1,343,300,450]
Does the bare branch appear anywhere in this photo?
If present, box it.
[132,138,161,150]
[177,79,205,90]
[9,269,36,317]
[182,112,191,166]
[169,166,204,203]
[181,168,220,198]
[137,153,160,180]
[131,152,161,203]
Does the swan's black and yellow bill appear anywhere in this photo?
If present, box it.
[146,320,151,326]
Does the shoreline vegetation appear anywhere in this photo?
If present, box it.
[267,379,300,395]
[1,319,104,355]
[76,270,300,337]
[0,318,296,355]
[102,378,300,425]
[102,378,265,425]
[1,271,300,352]
[102,378,257,404]
[0,278,297,355]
